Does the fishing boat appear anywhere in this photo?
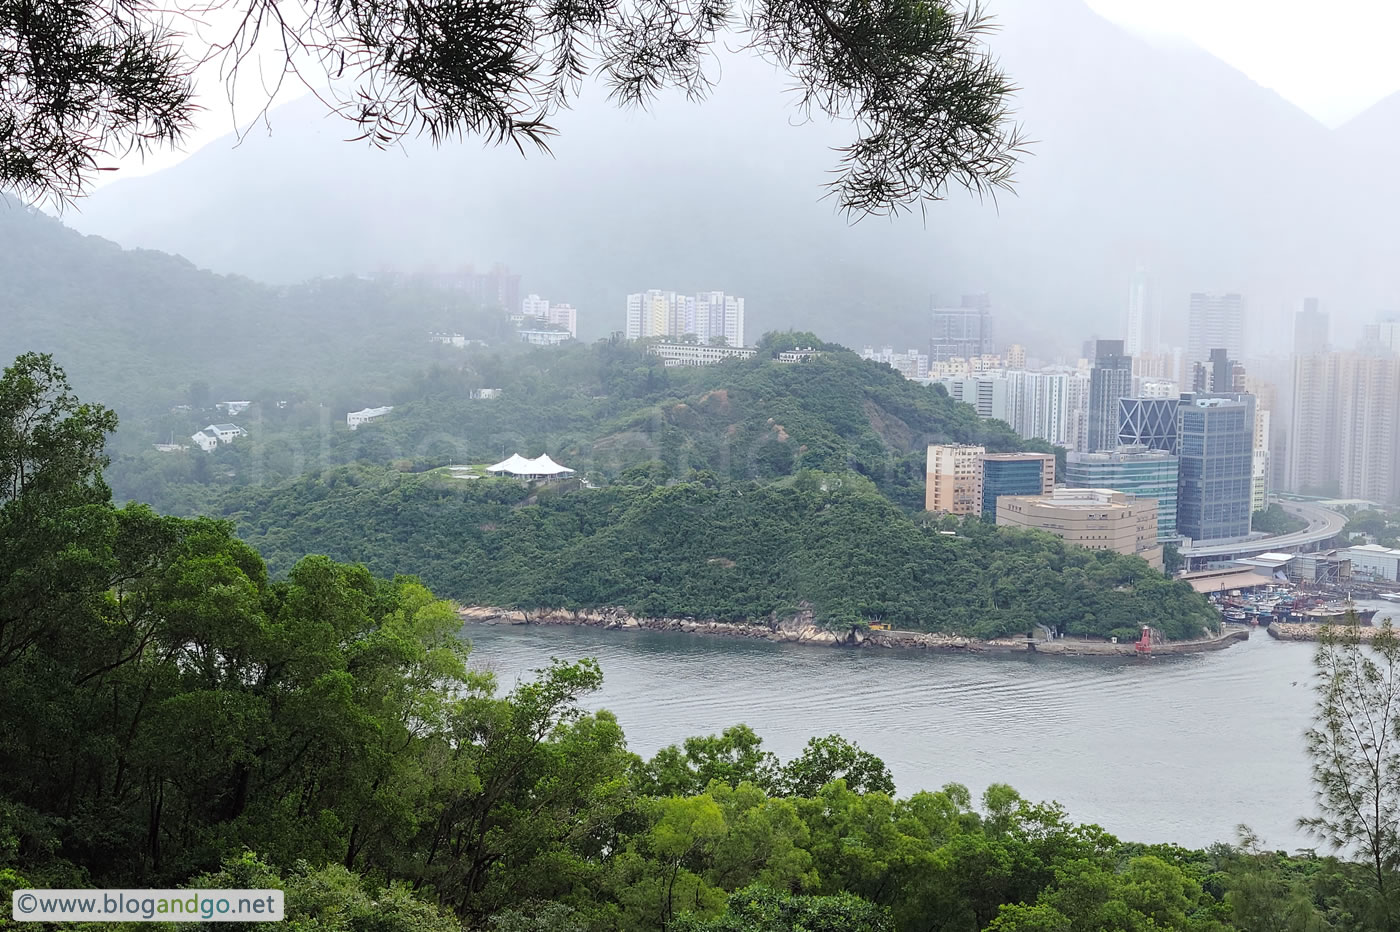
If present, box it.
[1380,592,1400,603]
[1277,596,1379,626]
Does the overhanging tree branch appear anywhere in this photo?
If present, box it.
[0,0,1024,215]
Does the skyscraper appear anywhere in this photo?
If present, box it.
[1064,370,1092,454]
[1288,352,1344,495]
[1176,394,1255,543]
[1005,370,1068,446]
[930,296,995,362]
[1124,265,1155,356]
[1191,348,1246,394]
[1187,293,1245,367]
[1337,355,1400,504]
[1362,318,1400,356]
[1294,298,1330,355]
[1086,340,1133,453]
[1289,351,1400,503]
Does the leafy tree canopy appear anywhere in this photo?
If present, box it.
[2,0,1024,214]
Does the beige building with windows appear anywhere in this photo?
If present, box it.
[995,488,1163,570]
[925,444,985,515]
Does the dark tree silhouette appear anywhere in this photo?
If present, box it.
[0,0,1025,214]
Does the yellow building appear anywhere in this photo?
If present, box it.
[925,444,986,515]
[995,488,1163,570]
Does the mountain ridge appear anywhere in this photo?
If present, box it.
[50,0,1400,353]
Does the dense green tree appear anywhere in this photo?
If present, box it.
[0,352,119,670]
[779,736,895,798]
[1253,505,1308,536]
[7,359,1400,932]
[672,885,892,932]
[637,727,781,798]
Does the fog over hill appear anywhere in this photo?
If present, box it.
[59,0,1400,354]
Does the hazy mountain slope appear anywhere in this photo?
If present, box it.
[61,0,1373,353]
[0,201,510,413]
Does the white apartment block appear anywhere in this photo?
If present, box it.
[1291,352,1400,502]
[862,346,929,380]
[937,376,1013,423]
[1252,408,1271,510]
[1064,370,1092,453]
[625,290,744,346]
[521,295,578,337]
[1006,369,1068,446]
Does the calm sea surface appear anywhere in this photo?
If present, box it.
[463,601,1400,852]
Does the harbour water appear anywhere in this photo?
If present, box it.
[464,601,1398,852]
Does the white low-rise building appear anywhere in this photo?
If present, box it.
[519,328,571,346]
[648,342,757,367]
[1344,544,1400,582]
[191,423,248,452]
[347,406,393,430]
[216,400,252,416]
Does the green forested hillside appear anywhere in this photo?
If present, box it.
[0,200,511,412]
[110,337,1041,513]
[225,466,1215,641]
[7,331,1399,932]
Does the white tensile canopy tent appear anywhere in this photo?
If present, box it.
[486,453,576,479]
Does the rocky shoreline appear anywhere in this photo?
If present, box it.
[1267,622,1392,642]
[457,606,1250,657]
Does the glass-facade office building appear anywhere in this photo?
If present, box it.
[981,455,1055,518]
[1176,395,1255,543]
[1064,446,1179,541]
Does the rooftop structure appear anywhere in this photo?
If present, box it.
[1344,544,1400,582]
[995,488,1162,569]
[1117,396,1180,454]
[1181,568,1277,594]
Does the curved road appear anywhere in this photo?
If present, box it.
[1179,500,1348,559]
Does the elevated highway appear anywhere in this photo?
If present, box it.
[1179,500,1348,567]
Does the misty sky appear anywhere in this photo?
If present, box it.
[100,0,1400,185]
[1086,0,1400,125]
